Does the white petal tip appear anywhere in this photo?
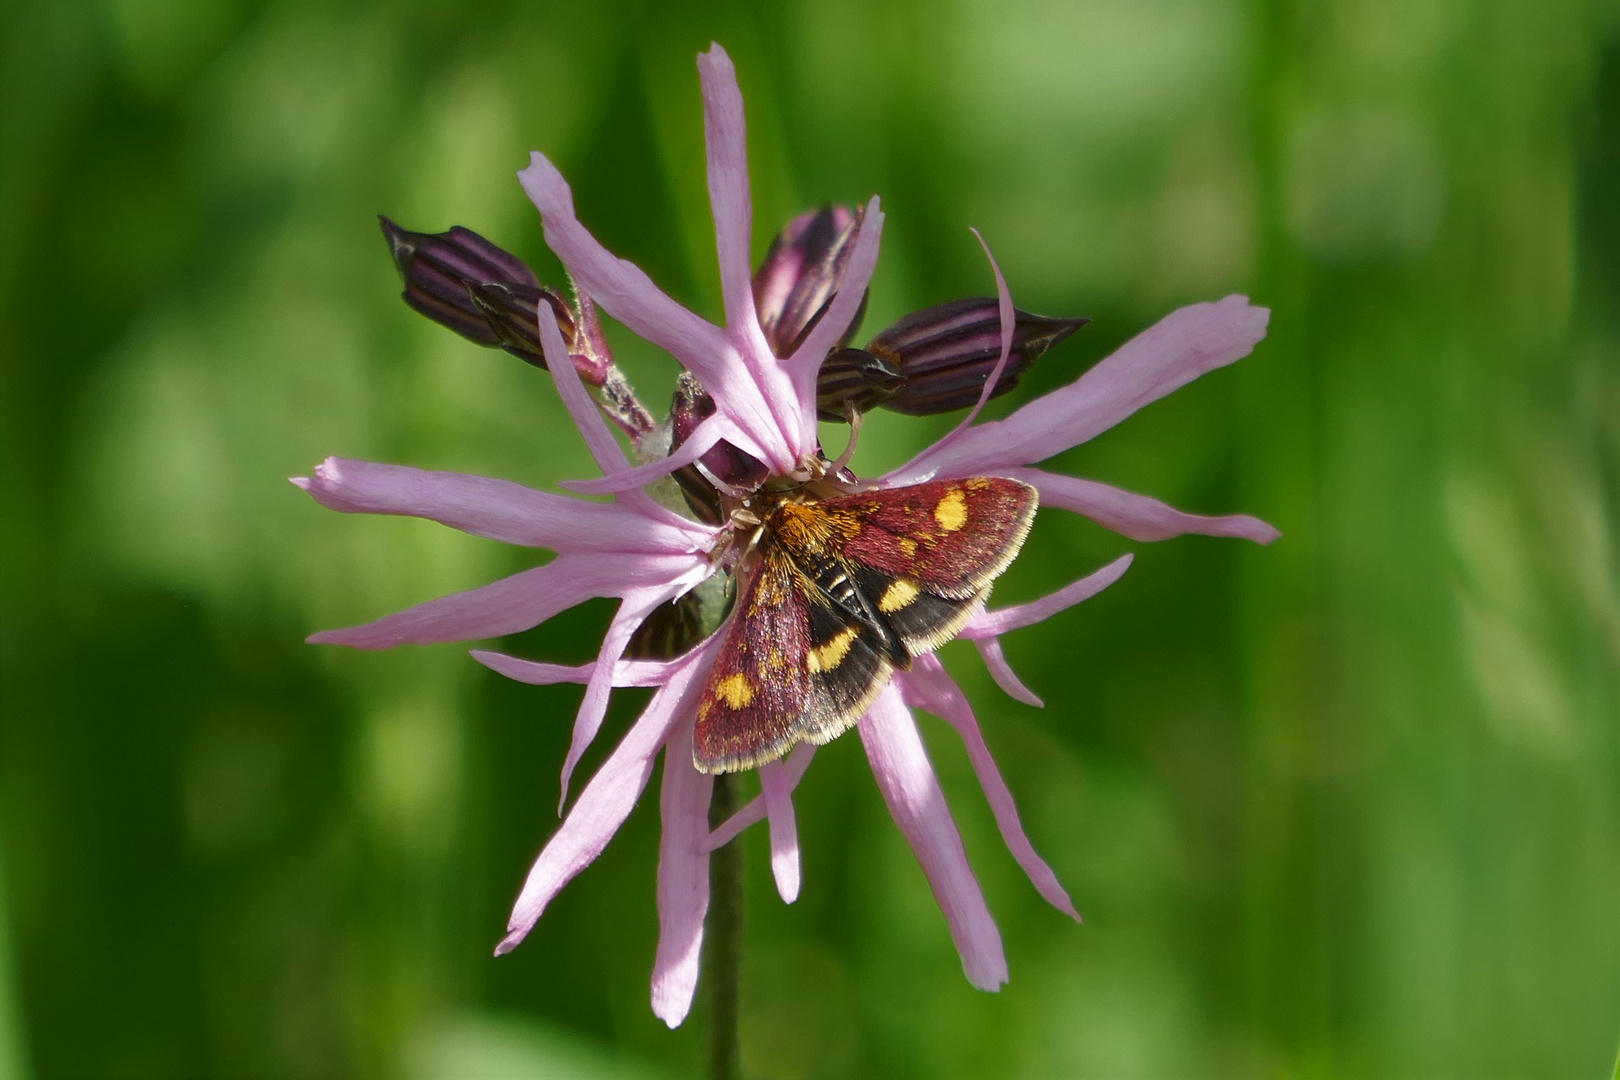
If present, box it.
[289,476,311,490]
[493,931,525,957]
[650,990,694,1028]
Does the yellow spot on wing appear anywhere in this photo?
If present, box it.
[899,537,918,557]
[879,578,921,613]
[934,488,968,532]
[715,673,754,709]
[807,627,858,673]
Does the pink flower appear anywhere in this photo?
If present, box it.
[298,43,1276,1026]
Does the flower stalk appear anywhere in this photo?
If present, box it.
[704,774,744,1080]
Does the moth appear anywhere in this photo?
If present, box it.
[693,475,1038,773]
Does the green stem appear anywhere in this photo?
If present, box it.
[704,773,743,1080]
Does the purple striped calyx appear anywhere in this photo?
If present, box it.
[862,298,1090,416]
[380,216,575,369]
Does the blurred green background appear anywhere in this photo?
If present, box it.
[3,0,1619,1077]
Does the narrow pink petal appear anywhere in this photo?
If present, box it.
[309,555,592,649]
[1011,468,1281,544]
[907,229,1017,465]
[518,152,791,470]
[560,414,762,496]
[759,759,801,903]
[518,151,730,381]
[543,290,757,528]
[697,45,761,347]
[962,554,1134,640]
[498,643,714,954]
[696,44,825,459]
[294,458,710,555]
[469,650,683,688]
[900,660,1080,921]
[650,716,714,1027]
[308,552,707,650]
[705,742,817,850]
[560,577,705,809]
[972,638,1044,707]
[859,684,1007,990]
[956,228,1017,429]
[538,300,629,476]
[785,195,884,447]
[890,295,1270,483]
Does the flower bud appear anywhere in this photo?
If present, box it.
[815,346,904,420]
[380,216,574,366]
[865,298,1088,416]
[624,591,707,660]
[466,281,575,368]
[753,205,867,357]
[668,373,768,524]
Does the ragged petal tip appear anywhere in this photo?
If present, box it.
[967,968,1009,993]
[517,152,572,215]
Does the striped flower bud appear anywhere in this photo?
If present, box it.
[753,205,867,358]
[815,346,904,420]
[865,298,1089,416]
[380,216,573,366]
[466,281,578,368]
[623,587,708,660]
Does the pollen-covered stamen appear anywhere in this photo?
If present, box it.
[705,503,767,578]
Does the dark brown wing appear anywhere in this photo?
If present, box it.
[831,477,1038,597]
[773,477,1038,656]
[692,477,1037,774]
[691,543,893,774]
